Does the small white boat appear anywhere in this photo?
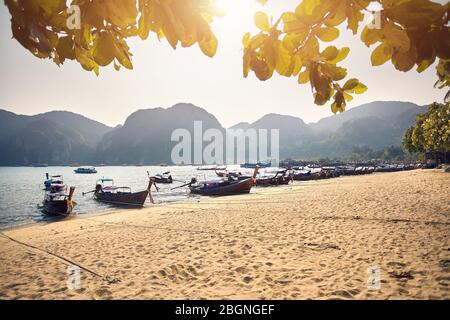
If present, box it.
[74,166,97,174]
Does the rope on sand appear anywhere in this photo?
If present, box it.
[0,232,120,285]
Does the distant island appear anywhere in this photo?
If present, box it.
[0,101,427,166]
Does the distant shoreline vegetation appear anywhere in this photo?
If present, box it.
[0,144,418,168]
[0,101,429,166]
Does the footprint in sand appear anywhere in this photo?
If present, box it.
[327,290,354,299]
[93,287,112,299]
[158,269,167,277]
[235,266,248,274]
[387,261,407,268]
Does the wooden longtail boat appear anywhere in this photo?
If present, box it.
[87,178,150,207]
[152,171,173,184]
[292,170,317,181]
[215,170,251,181]
[256,170,292,186]
[189,167,259,196]
[197,165,226,171]
[42,186,76,216]
[44,173,66,192]
[215,170,227,178]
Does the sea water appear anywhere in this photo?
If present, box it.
[0,165,245,229]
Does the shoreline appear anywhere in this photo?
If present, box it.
[0,175,337,232]
[1,169,449,299]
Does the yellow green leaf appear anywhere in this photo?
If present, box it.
[392,47,417,72]
[371,43,393,66]
[298,70,309,84]
[113,59,121,71]
[93,31,115,66]
[316,27,339,42]
[330,47,350,64]
[292,54,303,76]
[321,46,339,61]
[199,32,218,57]
[342,78,359,91]
[325,5,346,27]
[254,11,270,32]
[320,63,347,81]
[343,92,353,102]
[242,32,251,48]
[361,26,381,47]
[352,82,368,94]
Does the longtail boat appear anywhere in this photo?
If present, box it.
[292,170,317,181]
[197,165,226,171]
[256,170,292,186]
[83,178,156,207]
[42,186,76,216]
[215,170,251,181]
[44,173,66,192]
[189,167,259,196]
[152,171,173,184]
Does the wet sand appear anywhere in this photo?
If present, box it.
[0,169,449,299]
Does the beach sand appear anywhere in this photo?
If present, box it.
[0,169,449,300]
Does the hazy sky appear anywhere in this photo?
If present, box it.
[0,0,446,128]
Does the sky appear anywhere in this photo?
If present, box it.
[0,0,446,128]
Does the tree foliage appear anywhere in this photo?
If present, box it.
[403,102,450,156]
[5,0,450,113]
[351,144,408,161]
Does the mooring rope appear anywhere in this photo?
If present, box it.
[0,232,120,284]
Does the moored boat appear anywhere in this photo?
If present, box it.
[215,170,251,180]
[292,170,316,181]
[84,178,151,207]
[44,173,66,192]
[74,166,97,174]
[240,161,271,169]
[197,165,226,171]
[256,169,292,186]
[189,167,259,196]
[152,171,173,184]
[42,186,76,216]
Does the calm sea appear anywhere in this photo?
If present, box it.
[0,165,245,229]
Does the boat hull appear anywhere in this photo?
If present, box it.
[94,190,149,206]
[240,163,271,169]
[293,173,317,181]
[43,199,74,216]
[257,176,291,186]
[74,170,97,174]
[154,177,173,184]
[190,178,255,196]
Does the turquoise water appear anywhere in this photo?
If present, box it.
[0,165,243,229]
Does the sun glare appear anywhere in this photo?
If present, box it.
[216,0,257,17]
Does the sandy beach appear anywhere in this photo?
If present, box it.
[0,169,448,300]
